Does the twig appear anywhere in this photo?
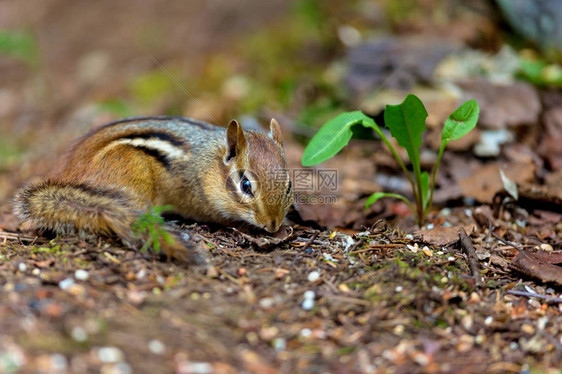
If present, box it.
[347,237,366,254]
[491,231,524,251]
[0,230,40,243]
[349,243,403,254]
[507,290,562,303]
[301,231,319,252]
[458,227,483,287]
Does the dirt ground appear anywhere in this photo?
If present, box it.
[1,1,561,373]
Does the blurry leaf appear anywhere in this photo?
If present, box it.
[0,30,39,67]
[129,69,175,105]
[0,139,24,171]
[500,169,518,200]
[365,192,414,210]
[441,100,479,143]
[384,94,427,169]
[518,57,562,87]
[97,99,133,117]
[301,111,375,166]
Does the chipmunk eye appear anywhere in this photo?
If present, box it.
[240,176,253,196]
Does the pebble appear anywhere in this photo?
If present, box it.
[50,353,68,371]
[307,271,321,282]
[148,339,165,355]
[302,298,314,310]
[322,253,337,262]
[178,362,213,374]
[58,278,75,290]
[395,286,403,292]
[407,243,419,253]
[18,263,27,272]
[300,328,312,337]
[259,297,275,309]
[272,337,286,351]
[74,269,89,281]
[302,290,315,310]
[98,347,124,363]
[101,362,132,374]
[338,25,362,47]
[71,326,88,342]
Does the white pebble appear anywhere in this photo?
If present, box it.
[300,328,312,337]
[447,256,455,261]
[307,271,321,282]
[440,208,451,216]
[272,337,286,351]
[426,223,434,230]
[259,297,275,309]
[322,253,337,262]
[304,290,315,299]
[302,298,315,310]
[395,286,403,292]
[18,263,27,272]
[32,268,40,275]
[181,362,213,374]
[148,339,165,355]
[98,347,124,363]
[136,269,146,279]
[74,269,89,281]
[344,235,355,250]
[58,278,75,290]
[109,362,132,374]
[484,316,493,325]
[50,353,68,371]
[71,326,88,342]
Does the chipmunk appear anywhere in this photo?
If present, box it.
[14,116,293,261]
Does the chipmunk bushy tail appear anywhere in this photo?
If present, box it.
[13,180,191,261]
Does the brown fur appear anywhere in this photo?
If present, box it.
[14,116,292,261]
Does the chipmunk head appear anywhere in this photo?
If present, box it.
[222,119,292,233]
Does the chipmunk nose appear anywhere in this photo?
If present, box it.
[265,220,279,233]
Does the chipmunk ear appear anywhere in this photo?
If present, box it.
[269,119,283,146]
[225,120,247,163]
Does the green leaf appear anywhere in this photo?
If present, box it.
[384,94,428,164]
[441,100,480,143]
[420,171,429,210]
[365,192,414,211]
[0,30,39,68]
[301,111,375,166]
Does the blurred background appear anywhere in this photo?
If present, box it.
[1,0,561,226]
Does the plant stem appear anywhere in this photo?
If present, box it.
[425,140,446,220]
[412,150,424,226]
[368,123,417,197]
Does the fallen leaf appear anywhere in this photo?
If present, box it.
[415,225,475,246]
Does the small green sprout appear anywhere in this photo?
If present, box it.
[132,205,175,253]
[302,94,480,226]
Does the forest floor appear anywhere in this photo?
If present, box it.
[1,1,561,373]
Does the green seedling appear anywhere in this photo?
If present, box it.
[302,94,479,225]
[132,205,175,253]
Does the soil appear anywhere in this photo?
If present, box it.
[1,1,561,373]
